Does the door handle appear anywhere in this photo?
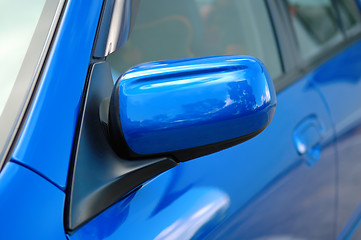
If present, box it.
[293,115,324,167]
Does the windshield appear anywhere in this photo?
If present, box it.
[0,0,45,115]
[0,0,63,170]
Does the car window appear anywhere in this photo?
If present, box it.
[0,0,62,170]
[286,0,343,61]
[107,0,282,80]
[338,0,361,35]
[0,0,45,116]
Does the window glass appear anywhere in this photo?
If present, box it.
[0,0,45,116]
[107,0,282,80]
[338,0,361,35]
[287,0,343,60]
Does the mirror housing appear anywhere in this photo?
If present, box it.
[109,55,276,162]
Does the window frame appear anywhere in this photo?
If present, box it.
[268,0,361,93]
[336,0,361,38]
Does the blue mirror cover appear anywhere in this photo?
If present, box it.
[109,55,276,161]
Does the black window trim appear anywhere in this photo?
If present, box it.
[267,0,300,74]
[269,0,361,93]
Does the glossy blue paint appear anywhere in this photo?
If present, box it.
[11,0,103,189]
[0,162,66,239]
[71,67,337,239]
[114,55,276,155]
[2,0,361,238]
[309,39,361,238]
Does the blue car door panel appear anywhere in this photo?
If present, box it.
[284,0,361,237]
[312,39,361,239]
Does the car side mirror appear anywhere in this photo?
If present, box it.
[109,55,276,162]
[66,55,276,231]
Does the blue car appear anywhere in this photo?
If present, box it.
[1,0,361,239]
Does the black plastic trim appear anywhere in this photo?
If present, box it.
[65,62,177,232]
[267,0,300,73]
[108,78,133,158]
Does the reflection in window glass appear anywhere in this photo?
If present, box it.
[107,0,282,80]
[287,0,343,60]
[338,0,361,34]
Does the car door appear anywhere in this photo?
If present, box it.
[291,0,361,238]
[67,0,338,239]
